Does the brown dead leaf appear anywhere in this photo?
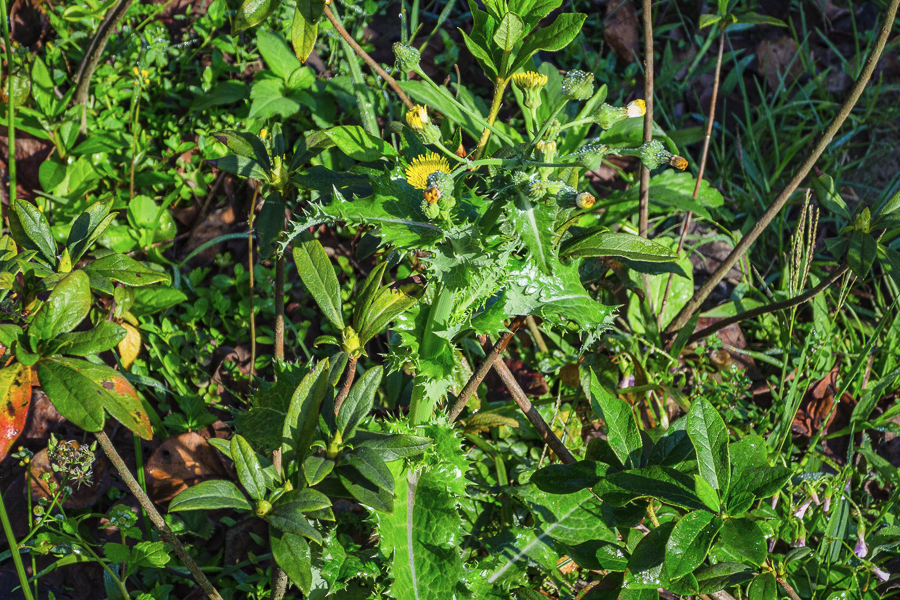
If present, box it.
[756,36,805,89]
[604,0,639,64]
[28,441,111,509]
[146,431,231,502]
[791,365,856,461]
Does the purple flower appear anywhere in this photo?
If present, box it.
[873,566,890,582]
[823,495,831,513]
[794,497,813,519]
[854,533,868,559]
[771,494,779,510]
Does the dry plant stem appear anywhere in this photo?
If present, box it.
[492,358,576,464]
[686,263,849,345]
[665,0,900,336]
[658,28,725,328]
[447,316,526,423]
[274,255,285,361]
[778,578,802,600]
[323,6,413,110]
[95,430,225,600]
[2,0,16,209]
[638,0,654,238]
[73,0,133,106]
[333,354,359,416]
[525,315,549,353]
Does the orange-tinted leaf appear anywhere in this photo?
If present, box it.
[118,323,142,370]
[0,364,32,462]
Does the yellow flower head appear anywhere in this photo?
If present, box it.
[259,128,268,140]
[141,69,149,78]
[405,152,450,190]
[669,155,688,171]
[132,66,139,76]
[512,71,548,90]
[626,99,646,118]
[405,105,429,131]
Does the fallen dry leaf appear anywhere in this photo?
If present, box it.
[28,440,111,509]
[146,431,231,503]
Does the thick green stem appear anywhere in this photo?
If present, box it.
[0,488,35,600]
[473,78,508,159]
[409,285,454,425]
[1,0,16,208]
[95,431,224,600]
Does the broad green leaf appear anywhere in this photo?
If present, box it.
[665,512,722,579]
[593,465,706,511]
[320,126,397,161]
[847,230,877,279]
[511,13,587,73]
[128,541,171,569]
[257,192,285,259]
[728,466,791,501]
[234,362,309,451]
[303,456,335,487]
[131,286,188,317]
[695,562,755,594]
[717,517,766,566]
[352,262,388,330]
[344,446,394,494]
[295,0,325,23]
[233,0,279,32]
[30,270,91,340]
[352,432,432,461]
[268,503,325,545]
[519,486,617,546]
[494,12,525,52]
[560,231,678,262]
[810,172,851,219]
[748,572,777,600]
[509,192,556,275]
[291,8,318,64]
[292,232,344,329]
[231,435,266,501]
[687,397,730,497]
[256,30,302,81]
[357,283,421,344]
[207,154,269,180]
[604,170,723,217]
[248,79,311,119]
[51,321,127,356]
[66,199,113,262]
[84,254,169,287]
[529,460,609,494]
[212,130,271,171]
[459,31,498,79]
[270,531,312,594]
[338,467,394,513]
[589,369,642,468]
[694,475,720,513]
[337,366,382,439]
[377,465,463,599]
[169,480,251,511]
[698,13,722,29]
[282,359,330,465]
[648,428,695,469]
[9,200,56,262]
[39,357,151,439]
[728,435,768,476]
[0,364,32,462]
[272,488,332,514]
[625,521,675,589]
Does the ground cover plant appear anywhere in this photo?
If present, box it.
[2,0,900,598]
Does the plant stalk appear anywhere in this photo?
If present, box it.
[1,0,15,208]
[473,78,508,159]
[275,255,285,361]
[96,430,225,600]
[248,187,259,375]
[0,488,35,600]
[447,316,526,423]
[492,358,576,464]
[658,26,725,329]
[323,6,413,110]
[665,0,900,337]
[687,264,849,345]
[638,0,654,239]
[333,354,359,416]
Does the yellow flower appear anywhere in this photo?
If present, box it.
[626,99,646,118]
[144,78,150,84]
[669,155,688,171]
[132,66,139,76]
[259,128,268,139]
[141,69,149,78]
[405,105,429,131]
[512,71,548,90]
[405,152,450,190]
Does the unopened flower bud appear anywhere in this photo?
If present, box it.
[562,70,594,100]
[553,184,579,209]
[426,171,456,210]
[623,139,688,171]
[794,496,813,519]
[393,43,421,72]
[405,105,429,131]
[575,192,596,210]
[576,142,611,170]
[593,99,646,129]
[536,140,557,163]
[543,120,562,143]
[512,71,548,109]
[422,200,440,219]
